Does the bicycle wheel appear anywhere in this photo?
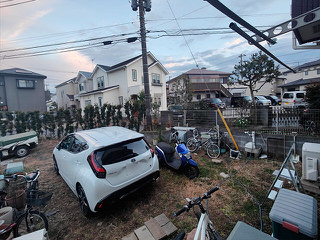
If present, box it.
[207,143,220,159]
[186,138,198,153]
[13,210,48,237]
[207,221,223,240]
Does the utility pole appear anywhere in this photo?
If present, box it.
[132,0,152,129]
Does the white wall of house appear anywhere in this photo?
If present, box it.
[108,68,127,103]
[56,82,76,109]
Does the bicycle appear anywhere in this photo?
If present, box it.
[0,170,52,238]
[186,128,220,159]
[174,186,222,240]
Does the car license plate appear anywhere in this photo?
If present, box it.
[285,102,289,105]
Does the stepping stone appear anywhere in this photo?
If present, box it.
[122,232,138,240]
[134,225,156,240]
[145,218,166,240]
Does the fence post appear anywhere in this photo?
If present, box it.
[276,109,279,134]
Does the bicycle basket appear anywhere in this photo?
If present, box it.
[26,190,53,207]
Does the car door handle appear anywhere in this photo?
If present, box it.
[131,158,136,163]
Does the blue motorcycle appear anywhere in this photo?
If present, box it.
[155,140,199,179]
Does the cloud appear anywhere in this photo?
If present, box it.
[7,10,51,40]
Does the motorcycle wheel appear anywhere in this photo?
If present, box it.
[186,138,198,153]
[185,165,199,179]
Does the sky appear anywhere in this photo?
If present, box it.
[1,0,320,93]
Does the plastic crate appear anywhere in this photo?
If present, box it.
[269,189,318,240]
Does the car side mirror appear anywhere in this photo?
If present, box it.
[56,144,62,151]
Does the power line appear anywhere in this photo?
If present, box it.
[0,32,138,53]
[0,0,36,8]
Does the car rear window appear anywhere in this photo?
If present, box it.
[296,93,305,98]
[95,138,150,165]
[283,93,293,99]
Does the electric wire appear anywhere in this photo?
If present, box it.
[0,0,36,8]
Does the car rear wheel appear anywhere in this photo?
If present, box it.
[77,185,93,218]
[14,145,30,158]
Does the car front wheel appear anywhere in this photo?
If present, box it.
[77,185,93,218]
[14,145,30,158]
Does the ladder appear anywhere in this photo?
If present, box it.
[263,143,305,204]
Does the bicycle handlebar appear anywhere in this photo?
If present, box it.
[5,169,40,183]
[174,186,220,217]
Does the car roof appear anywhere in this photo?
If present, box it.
[75,126,144,148]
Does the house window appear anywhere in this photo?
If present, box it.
[132,69,137,81]
[305,71,308,76]
[141,76,144,84]
[79,83,84,92]
[61,90,64,98]
[197,94,201,100]
[152,74,160,84]
[206,94,210,98]
[98,97,102,107]
[317,69,320,75]
[16,79,34,89]
[119,96,123,106]
[97,76,104,88]
[85,100,91,106]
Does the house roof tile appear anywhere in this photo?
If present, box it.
[279,77,320,87]
[55,77,76,88]
[0,68,46,79]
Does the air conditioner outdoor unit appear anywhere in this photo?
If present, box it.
[302,142,320,181]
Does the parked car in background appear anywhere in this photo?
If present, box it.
[282,91,307,108]
[255,96,271,106]
[201,98,225,109]
[52,126,160,217]
[264,95,281,106]
[230,96,251,108]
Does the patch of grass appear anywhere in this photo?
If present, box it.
[263,168,273,174]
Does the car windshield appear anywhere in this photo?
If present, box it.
[95,138,149,165]
[256,96,267,100]
[169,105,183,110]
[283,93,293,99]
[210,98,222,103]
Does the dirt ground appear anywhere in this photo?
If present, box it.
[2,139,319,240]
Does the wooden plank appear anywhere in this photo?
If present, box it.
[134,226,156,240]
[145,218,166,240]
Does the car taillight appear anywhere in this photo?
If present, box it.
[293,100,296,104]
[150,148,154,158]
[87,152,106,178]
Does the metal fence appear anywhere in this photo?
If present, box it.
[165,107,320,136]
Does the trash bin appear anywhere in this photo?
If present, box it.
[227,221,276,240]
[269,189,318,240]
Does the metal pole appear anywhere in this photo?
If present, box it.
[139,0,152,129]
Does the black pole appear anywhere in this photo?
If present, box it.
[139,0,152,129]
[229,23,296,73]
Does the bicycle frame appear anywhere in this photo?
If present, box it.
[195,212,210,240]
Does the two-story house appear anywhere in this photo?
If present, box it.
[0,68,47,112]
[167,68,232,104]
[55,77,78,109]
[78,52,168,110]
[279,59,320,93]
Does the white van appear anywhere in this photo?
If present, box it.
[282,91,307,108]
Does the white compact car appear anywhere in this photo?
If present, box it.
[52,126,160,217]
[255,96,271,106]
